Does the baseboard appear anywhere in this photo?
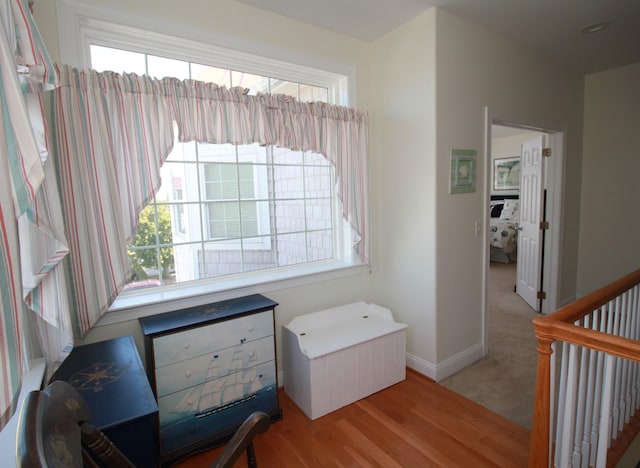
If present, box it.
[434,343,485,382]
[406,353,437,380]
[407,344,485,383]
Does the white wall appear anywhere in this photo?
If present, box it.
[577,62,640,294]
[367,8,584,380]
[432,10,583,371]
[368,10,438,370]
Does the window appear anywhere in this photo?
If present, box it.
[89,43,352,294]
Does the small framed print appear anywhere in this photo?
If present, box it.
[493,157,520,190]
[450,149,476,194]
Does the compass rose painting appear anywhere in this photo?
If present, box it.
[69,361,129,392]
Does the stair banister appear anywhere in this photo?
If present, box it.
[529,268,640,468]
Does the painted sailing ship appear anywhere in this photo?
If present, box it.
[171,340,264,419]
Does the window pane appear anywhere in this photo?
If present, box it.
[191,63,231,87]
[147,55,190,80]
[204,164,239,200]
[90,45,146,75]
[208,201,240,238]
[199,143,236,163]
[275,199,305,234]
[165,140,199,163]
[231,71,269,94]
[307,231,333,261]
[242,243,276,272]
[126,243,176,287]
[200,243,243,278]
[237,144,266,164]
[273,147,303,164]
[276,232,307,266]
[270,79,298,98]
[299,84,329,103]
[306,198,332,231]
[240,201,258,236]
[238,164,255,199]
[174,242,202,282]
[304,151,330,165]
[305,165,333,198]
[274,165,304,199]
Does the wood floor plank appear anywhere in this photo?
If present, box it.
[176,369,530,467]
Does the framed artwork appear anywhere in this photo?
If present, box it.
[449,149,476,194]
[494,157,520,190]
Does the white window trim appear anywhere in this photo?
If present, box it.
[105,260,365,325]
[57,0,366,323]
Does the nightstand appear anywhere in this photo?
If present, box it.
[50,335,159,467]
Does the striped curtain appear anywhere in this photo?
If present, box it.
[52,67,175,334]
[171,83,370,261]
[52,66,369,336]
[0,0,61,430]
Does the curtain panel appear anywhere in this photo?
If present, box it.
[0,0,62,430]
[53,66,370,337]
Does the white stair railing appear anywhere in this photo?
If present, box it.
[529,269,640,468]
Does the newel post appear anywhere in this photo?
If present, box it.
[529,334,554,468]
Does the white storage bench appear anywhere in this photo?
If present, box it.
[282,301,407,420]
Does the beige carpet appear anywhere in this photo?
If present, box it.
[439,262,540,429]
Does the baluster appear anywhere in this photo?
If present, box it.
[589,307,608,467]
[611,296,623,438]
[572,317,590,468]
[550,341,558,465]
[631,286,640,412]
[555,340,570,467]
[596,353,616,468]
[580,311,599,468]
[559,340,579,468]
[622,291,633,426]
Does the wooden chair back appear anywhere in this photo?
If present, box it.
[16,380,134,467]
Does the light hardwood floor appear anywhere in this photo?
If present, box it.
[176,369,530,467]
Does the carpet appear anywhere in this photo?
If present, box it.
[439,262,540,429]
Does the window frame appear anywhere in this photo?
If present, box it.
[56,0,365,320]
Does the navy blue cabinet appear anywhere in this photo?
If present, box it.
[50,335,159,467]
[139,294,282,466]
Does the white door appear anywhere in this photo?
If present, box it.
[516,136,545,311]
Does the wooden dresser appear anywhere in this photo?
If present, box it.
[139,294,281,466]
[50,335,159,467]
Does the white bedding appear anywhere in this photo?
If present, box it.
[489,199,519,254]
[490,219,518,253]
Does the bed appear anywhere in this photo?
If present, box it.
[489,196,519,264]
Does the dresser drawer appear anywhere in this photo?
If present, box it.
[157,366,278,456]
[157,360,277,426]
[155,335,275,397]
[153,310,273,368]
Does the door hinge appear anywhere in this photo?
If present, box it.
[542,148,552,157]
[537,291,547,300]
[540,221,549,230]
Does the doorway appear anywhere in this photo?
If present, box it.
[482,112,565,356]
[489,128,546,311]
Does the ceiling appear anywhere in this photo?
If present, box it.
[237,0,640,75]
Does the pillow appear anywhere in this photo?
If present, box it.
[490,203,504,218]
[500,200,520,220]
